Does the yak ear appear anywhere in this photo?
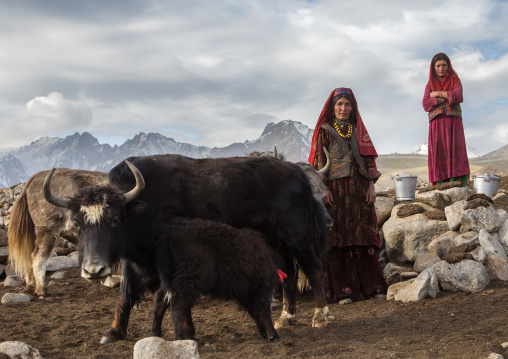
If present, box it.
[126,200,147,217]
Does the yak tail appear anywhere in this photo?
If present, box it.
[297,265,312,293]
[8,187,36,281]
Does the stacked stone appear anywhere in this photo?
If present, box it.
[375,181,508,303]
[0,183,25,228]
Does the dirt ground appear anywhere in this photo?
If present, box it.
[1,268,508,359]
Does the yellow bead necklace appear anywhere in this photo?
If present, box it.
[334,120,352,138]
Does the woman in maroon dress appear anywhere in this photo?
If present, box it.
[309,88,387,303]
[422,53,470,186]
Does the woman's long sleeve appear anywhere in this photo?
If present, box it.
[446,82,463,106]
[422,83,439,112]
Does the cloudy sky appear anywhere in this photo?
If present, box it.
[1,0,507,156]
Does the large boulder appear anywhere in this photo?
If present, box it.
[375,196,395,226]
[384,202,449,262]
[416,186,468,209]
[461,204,502,233]
[432,260,490,292]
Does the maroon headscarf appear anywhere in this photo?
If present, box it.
[308,88,378,166]
[429,53,461,112]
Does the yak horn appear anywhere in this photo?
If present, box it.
[273,145,278,158]
[318,148,331,175]
[205,154,211,159]
[123,160,145,203]
[43,168,70,208]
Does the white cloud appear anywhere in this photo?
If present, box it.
[25,92,92,131]
[0,0,507,155]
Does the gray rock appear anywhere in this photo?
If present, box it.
[0,246,8,264]
[101,275,122,288]
[50,271,68,279]
[68,251,79,262]
[487,353,504,359]
[454,231,479,246]
[383,262,414,277]
[471,247,486,264]
[4,275,24,287]
[461,204,502,233]
[45,256,79,272]
[416,186,468,209]
[390,268,439,302]
[432,260,490,293]
[386,281,411,301]
[0,228,7,246]
[0,341,42,359]
[445,200,466,231]
[479,229,508,261]
[400,271,419,279]
[384,203,449,262]
[484,255,508,281]
[428,231,459,258]
[375,196,395,226]
[1,293,33,304]
[133,337,199,359]
[414,252,442,273]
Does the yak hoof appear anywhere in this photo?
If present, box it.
[312,306,332,328]
[312,320,329,328]
[274,311,296,329]
[100,336,120,345]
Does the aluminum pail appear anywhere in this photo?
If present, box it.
[473,174,500,198]
[392,174,418,201]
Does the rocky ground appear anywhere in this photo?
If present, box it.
[2,268,508,359]
[2,173,508,358]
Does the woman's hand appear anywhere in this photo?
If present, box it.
[429,91,441,99]
[322,188,333,205]
[366,181,376,205]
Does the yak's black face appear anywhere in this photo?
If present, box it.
[74,205,124,281]
[68,185,147,281]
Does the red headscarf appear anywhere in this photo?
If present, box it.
[429,53,461,111]
[308,87,378,166]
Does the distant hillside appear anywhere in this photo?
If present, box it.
[483,143,508,158]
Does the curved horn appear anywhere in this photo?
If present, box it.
[273,145,278,158]
[123,160,145,203]
[318,148,331,175]
[43,168,70,208]
[205,154,211,159]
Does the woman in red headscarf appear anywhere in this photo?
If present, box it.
[309,88,387,303]
[422,53,470,185]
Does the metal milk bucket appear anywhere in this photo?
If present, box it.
[392,174,418,200]
[473,169,500,198]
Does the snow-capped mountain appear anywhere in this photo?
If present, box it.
[0,120,313,187]
[412,142,483,158]
[0,154,29,188]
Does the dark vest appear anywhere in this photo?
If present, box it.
[321,123,369,180]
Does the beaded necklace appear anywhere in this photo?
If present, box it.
[333,120,352,138]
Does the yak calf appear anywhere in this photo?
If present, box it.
[147,218,280,341]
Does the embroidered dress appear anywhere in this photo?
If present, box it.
[422,53,470,185]
[313,126,387,302]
